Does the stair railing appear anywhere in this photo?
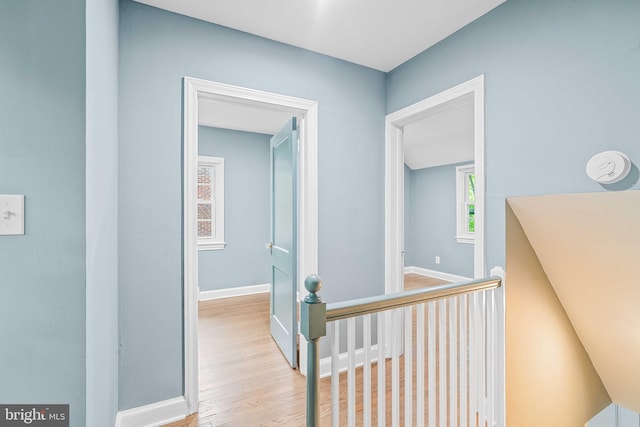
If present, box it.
[300,273,503,427]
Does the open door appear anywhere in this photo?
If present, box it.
[268,117,298,368]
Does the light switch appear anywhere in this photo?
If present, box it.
[0,195,25,235]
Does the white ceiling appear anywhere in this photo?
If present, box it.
[198,96,294,135]
[404,94,474,170]
[133,0,506,72]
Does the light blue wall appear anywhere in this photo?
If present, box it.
[0,1,87,425]
[388,0,640,271]
[118,0,386,409]
[86,0,119,424]
[405,163,474,278]
[198,126,271,291]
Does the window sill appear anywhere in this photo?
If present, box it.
[198,242,226,251]
[455,236,474,245]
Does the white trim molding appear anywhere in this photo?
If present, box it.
[198,283,270,301]
[198,241,226,251]
[404,266,472,283]
[114,397,186,427]
[183,77,319,414]
[385,75,486,295]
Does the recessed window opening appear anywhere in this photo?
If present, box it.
[456,163,475,244]
[197,155,225,250]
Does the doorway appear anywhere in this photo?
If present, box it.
[182,77,318,414]
[384,75,486,294]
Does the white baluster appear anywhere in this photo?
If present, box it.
[363,314,372,427]
[416,303,425,427]
[348,317,356,427]
[392,308,401,427]
[459,295,468,427]
[428,301,436,427]
[476,293,486,427]
[469,294,476,425]
[438,299,447,427]
[331,321,340,427]
[449,297,458,427]
[377,312,386,427]
[405,306,413,427]
[487,290,496,426]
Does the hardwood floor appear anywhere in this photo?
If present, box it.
[165,274,450,427]
[165,292,308,427]
[404,273,450,290]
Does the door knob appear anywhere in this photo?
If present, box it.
[266,242,273,250]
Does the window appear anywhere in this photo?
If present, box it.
[197,156,225,250]
[455,164,475,244]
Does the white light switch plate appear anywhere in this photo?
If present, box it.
[0,195,25,235]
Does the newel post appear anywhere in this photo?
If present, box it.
[300,274,326,427]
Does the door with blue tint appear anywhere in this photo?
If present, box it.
[269,117,298,368]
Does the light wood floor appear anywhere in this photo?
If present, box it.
[403,273,449,290]
[165,274,448,427]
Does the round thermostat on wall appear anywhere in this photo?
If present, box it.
[586,151,631,184]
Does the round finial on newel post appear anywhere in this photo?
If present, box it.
[304,274,323,303]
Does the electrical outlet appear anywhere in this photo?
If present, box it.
[435,256,440,264]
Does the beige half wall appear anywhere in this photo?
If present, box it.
[506,200,611,426]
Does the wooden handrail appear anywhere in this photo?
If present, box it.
[326,276,501,322]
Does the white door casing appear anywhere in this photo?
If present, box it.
[384,75,486,294]
[183,77,318,414]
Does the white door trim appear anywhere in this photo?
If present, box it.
[183,77,318,414]
[385,75,486,294]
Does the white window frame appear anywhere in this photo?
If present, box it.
[455,163,475,244]
[197,156,225,250]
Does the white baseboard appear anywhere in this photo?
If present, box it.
[114,396,186,427]
[319,344,380,378]
[198,283,270,301]
[404,266,471,283]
